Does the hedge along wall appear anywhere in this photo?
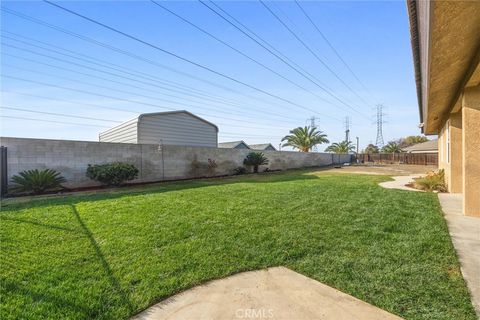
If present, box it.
[1,137,352,188]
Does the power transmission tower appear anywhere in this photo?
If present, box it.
[344,116,350,143]
[306,116,321,129]
[375,104,385,148]
[306,116,321,152]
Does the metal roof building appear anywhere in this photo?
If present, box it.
[99,110,218,147]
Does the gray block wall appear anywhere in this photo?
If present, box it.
[1,137,352,189]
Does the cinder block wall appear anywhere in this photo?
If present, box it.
[1,137,351,188]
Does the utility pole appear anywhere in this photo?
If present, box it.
[344,116,350,143]
[375,104,385,149]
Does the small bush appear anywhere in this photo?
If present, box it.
[207,158,217,176]
[243,152,269,173]
[86,162,139,186]
[10,169,66,194]
[233,166,247,175]
[412,169,447,192]
[190,157,218,177]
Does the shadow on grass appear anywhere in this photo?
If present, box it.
[0,205,134,318]
[1,216,79,233]
[70,204,134,315]
[1,278,94,316]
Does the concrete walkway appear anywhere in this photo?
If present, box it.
[132,267,402,320]
[438,193,480,316]
[378,175,422,192]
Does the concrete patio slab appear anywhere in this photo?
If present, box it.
[438,193,480,316]
[132,267,402,320]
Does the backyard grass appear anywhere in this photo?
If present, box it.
[0,169,476,319]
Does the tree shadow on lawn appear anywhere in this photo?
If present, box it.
[1,278,94,317]
[1,216,79,233]
[69,204,135,315]
[1,168,391,212]
[0,204,135,318]
[1,204,135,317]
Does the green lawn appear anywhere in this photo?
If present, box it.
[0,170,476,319]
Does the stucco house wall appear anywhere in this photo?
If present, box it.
[408,0,480,216]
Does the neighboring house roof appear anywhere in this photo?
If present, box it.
[218,141,251,149]
[249,143,277,151]
[403,139,438,153]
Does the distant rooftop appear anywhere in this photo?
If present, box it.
[218,141,250,149]
[403,139,438,152]
[249,143,277,151]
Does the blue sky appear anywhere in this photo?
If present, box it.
[1,0,421,151]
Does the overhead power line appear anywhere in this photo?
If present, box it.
[207,1,340,100]
[1,91,293,131]
[0,115,112,128]
[1,90,139,114]
[2,74,303,129]
[0,106,122,123]
[42,0,333,119]
[1,30,296,117]
[259,0,372,109]
[0,111,284,138]
[294,0,378,104]
[1,106,284,133]
[150,0,342,113]
[1,32,247,108]
[2,51,299,124]
[0,7,317,116]
[199,0,368,119]
[0,90,290,135]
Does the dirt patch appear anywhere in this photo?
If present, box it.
[325,164,437,176]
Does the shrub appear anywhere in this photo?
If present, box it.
[207,158,217,176]
[10,169,66,194]
[243,152,269,173]
[412,169,447,192]
[86,162,139,186]
[233,166,247,175]
[190,156,202,177]
[190,157,218,177]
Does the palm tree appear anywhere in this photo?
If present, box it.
[243,152,269,173]
[281,126,329,152]
[325,141,355,154]
[382,142,403,153]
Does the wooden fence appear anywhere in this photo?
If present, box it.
[357,153,438,165]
